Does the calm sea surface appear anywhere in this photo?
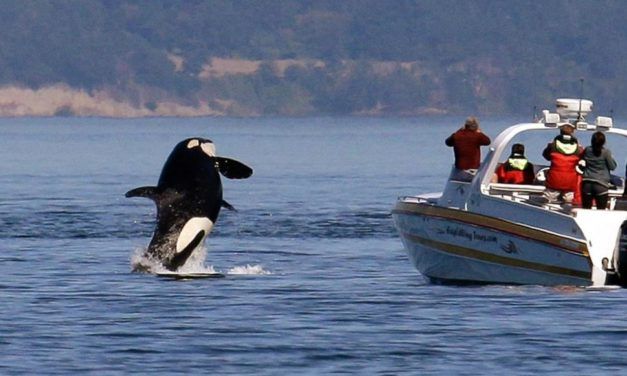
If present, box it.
[1,116,627,375]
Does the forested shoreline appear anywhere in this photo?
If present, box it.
[1,1,626,117]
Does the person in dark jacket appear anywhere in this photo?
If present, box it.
[445,117,491,177]
[496,143,535,184]
[542,122,583,203]
[580,131,617,209]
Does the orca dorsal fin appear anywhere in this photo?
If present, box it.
[125,186,159,201]
[222,200,237,211]
[215,157,253,179]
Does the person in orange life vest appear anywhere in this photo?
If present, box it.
[496,143,535,184]
[542,122,583,203]
[445,117,491,178]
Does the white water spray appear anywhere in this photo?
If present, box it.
[130,247,271,275]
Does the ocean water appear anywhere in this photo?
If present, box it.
[1,116,627,375]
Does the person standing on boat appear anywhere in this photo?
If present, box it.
[542,122,583,203]
[579,131,617,209]
[445,116,491,180]
[496,143,535,184]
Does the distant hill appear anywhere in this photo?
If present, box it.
[1,0,626,117]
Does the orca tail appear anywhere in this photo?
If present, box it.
[215,157,253,179]
[125,186,159,200]
[222,199,237,211]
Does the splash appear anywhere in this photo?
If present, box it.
[130,246,217,274]
[175,247,218,274]
[130,247,271,276]
[130,247,160,273]
[227,264,272,275]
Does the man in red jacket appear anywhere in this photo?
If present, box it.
[445,117,491,180]
[542,122,583,203]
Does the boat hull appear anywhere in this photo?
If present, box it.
[393,201,593,286]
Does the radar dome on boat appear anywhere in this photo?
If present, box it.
[556,98,593,119]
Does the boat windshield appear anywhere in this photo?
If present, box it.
[480,123,627,209]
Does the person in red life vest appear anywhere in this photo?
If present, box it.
[542,122,583,203]
[496,143,535,184]
[445,116,491,180]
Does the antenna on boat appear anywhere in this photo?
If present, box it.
[577,78,585,121]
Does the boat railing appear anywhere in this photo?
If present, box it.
[488,181,627,212]
[489,183,546,194]
[487,183,546,205]
[487,182,570,212]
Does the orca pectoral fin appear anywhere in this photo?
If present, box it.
[125,186,159,200]
[215,157,253,179]
[222,200,237,211]
[167,230,205,271]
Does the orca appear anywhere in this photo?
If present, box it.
[126,138,252,272]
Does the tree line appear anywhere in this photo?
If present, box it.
[1,0,626,116]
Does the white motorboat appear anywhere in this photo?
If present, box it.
[393,99,627,287]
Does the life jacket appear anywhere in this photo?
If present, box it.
[496,155,534,184]
[546,137,581,191]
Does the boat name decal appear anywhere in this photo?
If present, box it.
[445,226,498,243]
